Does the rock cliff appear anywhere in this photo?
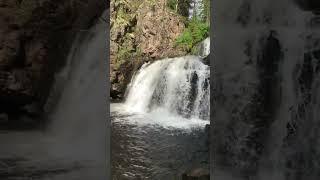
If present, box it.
[110,0,187,100]
[0,0,105,119]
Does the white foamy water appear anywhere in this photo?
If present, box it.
[197,37,210,58]
[111,103,208,129]
[189,0,205,19]
[113,55,210,129]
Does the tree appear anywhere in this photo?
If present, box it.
[202,0,210,23]
[177,0,192,17]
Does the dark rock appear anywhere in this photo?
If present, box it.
[237,1,251,26]
[110,89,123,100]
[205,124,210,133]
[22,103,41,116]
[294,0,320,14]
[0,113,9,123]
[202,54,210,66]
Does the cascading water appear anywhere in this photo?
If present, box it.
[196,37,210,58]
[111,40,210,179]
[46,9,108,168]
[125,56,209,121]
[189,0,205,19]
[213,0,320,179]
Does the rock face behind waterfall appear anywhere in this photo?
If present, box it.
[0,0,105,119]
[213,0,320,179]
[110,0,187,100]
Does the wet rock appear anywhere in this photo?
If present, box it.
[205,124,210,146]
[110,89,123,100]
[22,103,41,116]
[182,168,210,180]
[202,54,210,66]
[205,124,210,133]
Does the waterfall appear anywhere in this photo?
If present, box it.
[196,37,210,58]
[189,0,204,19]
[213,0,320,179]
[43,10,108,178]
[111,55,210,178]
[124,55,210,122]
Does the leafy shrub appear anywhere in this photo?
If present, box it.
[175,18,209,52]
[175,29,193,51]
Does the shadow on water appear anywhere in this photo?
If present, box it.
[0,157,83,180]
[0,117,46,132]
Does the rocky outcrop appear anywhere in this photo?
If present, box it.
[110,0,187,100]
[0,0,105,120]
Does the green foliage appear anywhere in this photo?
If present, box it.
[175,30,193,51]
[115,46,144,69]
[111,0,142,29]
[175,18,209,52]
[117,47,132,62]
[167,0,178,11]
[175,0,210,52]
[115,32,143,69]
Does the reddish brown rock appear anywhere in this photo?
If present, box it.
[110,0,187,100]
